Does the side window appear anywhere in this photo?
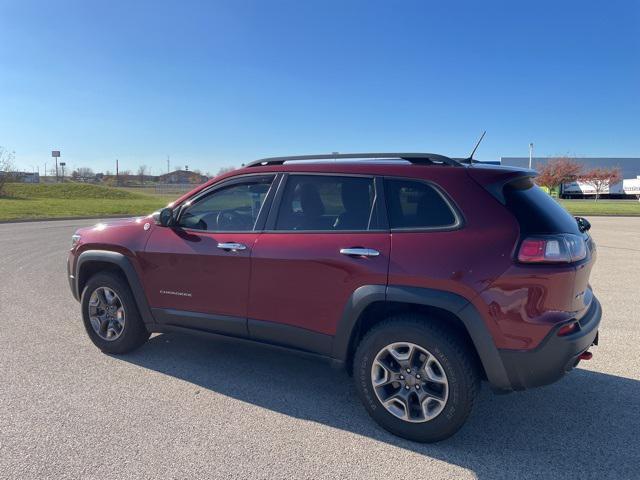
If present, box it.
[179,178,273,231]
[275,175,376,231]
[384,179,458,229]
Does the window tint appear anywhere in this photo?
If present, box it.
[384,179,457,229]
[275,175,376,231]
[179,178,272,231]
[503,177,580,234]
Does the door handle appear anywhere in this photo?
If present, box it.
[217,242,247,251]
[340,248,380,257]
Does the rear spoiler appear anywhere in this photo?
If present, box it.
[466,167,537,205]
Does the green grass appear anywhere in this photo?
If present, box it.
[114,186,183,203]
[0,183,172,221]
[4,183,146,199]
[2,182,640,222]
[558,199,640,216]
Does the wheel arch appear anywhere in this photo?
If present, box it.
[75,250,155,327]
[332,285,512,391]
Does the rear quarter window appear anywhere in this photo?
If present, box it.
[503,177,580,234]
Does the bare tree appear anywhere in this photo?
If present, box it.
[535,157,582,195]
[137,165,148,185]
[579,167,622,201]
[216,166,236,176]
[72,167,95,181]
[0,146,16,196]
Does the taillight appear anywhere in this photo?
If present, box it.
[517,234,587,264]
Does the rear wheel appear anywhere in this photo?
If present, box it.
[81,272,150,354]
[353,314,479,442]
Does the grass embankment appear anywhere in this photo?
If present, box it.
[1,183,639,222]
[0,183,172,221]
[558,199,640,216]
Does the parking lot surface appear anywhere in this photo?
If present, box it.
[1,217,639,479]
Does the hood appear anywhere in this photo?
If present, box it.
[75,216,149,235]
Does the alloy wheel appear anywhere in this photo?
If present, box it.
[371,342,449,423]
[88,287,126,341]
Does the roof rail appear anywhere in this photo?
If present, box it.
[244,152,462,168]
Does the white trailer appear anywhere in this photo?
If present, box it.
[561,177,640,199]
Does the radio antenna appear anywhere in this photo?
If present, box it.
[467,131,486,165]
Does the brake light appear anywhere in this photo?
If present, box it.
[517,234,587,264]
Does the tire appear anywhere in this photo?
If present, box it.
[353,314,479,442]
[80,272,150,354]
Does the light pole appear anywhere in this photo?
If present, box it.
[528,143,534,169]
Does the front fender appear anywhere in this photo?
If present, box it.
[74,250,156,327]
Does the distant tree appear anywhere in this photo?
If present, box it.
[72,167,95,181]
[137,165,148,185]
[216,166,235,176]
[579,167,622,201]
[535,157,582,195]
[0,146,16,196]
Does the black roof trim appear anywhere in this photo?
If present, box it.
[245,153,462,168]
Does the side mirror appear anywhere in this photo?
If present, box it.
[153,207,175,227]
[575,216,591,233]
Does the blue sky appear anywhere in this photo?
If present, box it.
[1,0,638,174]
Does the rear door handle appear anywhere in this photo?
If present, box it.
[340,248,380,257]
[217,242,247,251]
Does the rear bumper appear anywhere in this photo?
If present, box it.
[497,296,601,390]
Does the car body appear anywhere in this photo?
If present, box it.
[68,153,601,441]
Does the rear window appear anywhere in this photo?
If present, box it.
[503,178,579,234]
[384,179,458,229]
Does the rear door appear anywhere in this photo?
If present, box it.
[247,174,390,353]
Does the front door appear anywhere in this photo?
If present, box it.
[140,174,276,336]
[247,174,390,351]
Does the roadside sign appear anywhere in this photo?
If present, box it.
[52,151,60,157]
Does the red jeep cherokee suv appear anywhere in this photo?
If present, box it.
[67,153,601,442]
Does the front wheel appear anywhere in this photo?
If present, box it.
[353,315,479,442]
[80,272,150,354]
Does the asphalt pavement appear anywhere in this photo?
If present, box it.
[1,217,639,479]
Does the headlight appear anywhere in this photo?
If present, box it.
[71,234,81,248]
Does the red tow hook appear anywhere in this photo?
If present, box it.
[579,351,593,360]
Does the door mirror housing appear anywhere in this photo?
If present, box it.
[153,207,175,227]
[575,216,591,233]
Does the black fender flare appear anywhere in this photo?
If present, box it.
[331,284,512,391]
[75,250,156,327]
